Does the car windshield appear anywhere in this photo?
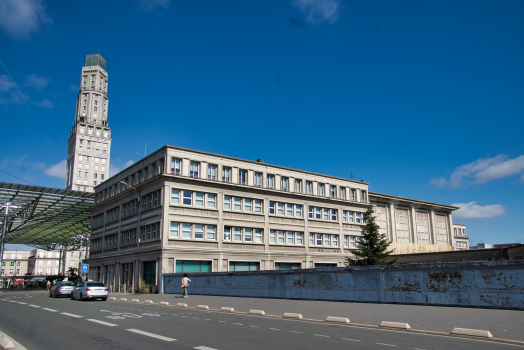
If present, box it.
[86,282,105,287]
[62,282,74,286]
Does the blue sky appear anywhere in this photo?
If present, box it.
[0,0,523,247]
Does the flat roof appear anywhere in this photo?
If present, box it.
[369,191,459,210]
[0,183,94,246]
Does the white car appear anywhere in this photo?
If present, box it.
[70,281,108,301]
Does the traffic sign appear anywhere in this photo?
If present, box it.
[81,264,89,273]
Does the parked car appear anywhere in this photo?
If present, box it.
[70,281,108,301]
[49,281,75,297]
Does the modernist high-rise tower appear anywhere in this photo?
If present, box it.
[65,54,112,192]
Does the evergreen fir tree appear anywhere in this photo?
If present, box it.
[345,205,397,266]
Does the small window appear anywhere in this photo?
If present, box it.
[207,164,217,180]
[244,198,252,212]
[306,181,312,194]
[224,227,231,241]
[171,158,181,175]
[254,199,262,213]
[206,194,216,208]
[267,175,275,189]
[222,167,231,182]
[182,223,191,238]
[255,229,263,243]
[238,169,247,185]
[183,191,192,205]
[195,192,204,207]
[281,177,289,191]
[269,201,275,215]
[254,172,262,187]
[190,161,200,178]
[233,197,242,211]
[318,184,325,196]
[171,189,180,204]
[194,224,204,239]
[206,225,215,240]
[233,227,242,241]
[295,179,302,193]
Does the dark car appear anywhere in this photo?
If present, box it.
[49,281,75,298]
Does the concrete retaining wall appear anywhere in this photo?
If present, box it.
[162,261,524,310]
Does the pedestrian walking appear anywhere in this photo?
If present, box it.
[46,280,50,290]
[181,273,191,298]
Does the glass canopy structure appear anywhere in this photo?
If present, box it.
[0,183,94,247]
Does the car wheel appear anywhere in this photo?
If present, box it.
[70,293,75,300]
[79,293,84,301]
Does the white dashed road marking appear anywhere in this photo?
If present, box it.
[290,331,303,334]
[17,302,27,304]
[315,334,329,338]
[232,323,243,326]
[28,305,41,308]
[61,312,83,318]
[126,329,176,342]
[376,343,397,347]
[194,346,218,350]
[42,308,58,312]
[87,319,119,327]
[269,328,280,331]
[342,338,361,342]
[250,325,260,328]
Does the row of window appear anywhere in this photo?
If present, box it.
[342,210,366,224]
[269,201,303,217]
[171,189,216,208]
[105,233,118,249]
[170,157,367,201]
[225,196,263,213]
[78,155,106,164]
[169,222,216,240]
[1,261,21,267]
[141,222,161,241]
[455,241,468,248]
[121,229,137,246]
[454,228,467,237]
[174,261,340,273]
[123,199,139,218]
[143,190,161,210]
[309,206,338,221]
[91,237,103,251]
[106,207,119,223]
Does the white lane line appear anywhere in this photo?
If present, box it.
[28,305,41,308]
[61,312,83,318]
[193,317,200,319]
[290,331,303,334]
[204,319,212,321]
[269,328,280,331]
[194,347,218,350]
[376,343,397,347]
[414,348,428,350]
[42,308,58,312]
[342,338,361,342]
[17,302,28,304]
[218,321,226,323]
[87,319,119,327]
[181,316,188,318]
[250,325,260,328]
[315,334,330,338]
[126,329,176,342]
[232,323,243,326]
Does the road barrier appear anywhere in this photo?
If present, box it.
[220,307,235,312]
[452,328,493,338]
[249,309,266,315]
[380,321,411,329]
[283,313,303,319]
[326,316,350,323]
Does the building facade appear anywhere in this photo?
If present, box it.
[1,250,31,280]
[86,145,465,292]
[65,54,112,192]
[27,249,85,276]
[452,223,469,250]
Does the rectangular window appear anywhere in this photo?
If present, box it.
[222,167,231,182]
[195,192,204,207]
[309,206,313,218]
[207,164,217,180]
[281,177,289,191]
[296,232,303,245]
[206,194,216,208]
[277,230,285,244]
[316,233,322,246]
[267,175,274,189]
[347,211,354,223]
[194,224,204,239]
[244,228,252,242]
[331,209,337,221]
[270,230,276,243]
[295,179,302,193]
[318,184,325,196]
[286,204,293,216]
[344,235,348,248]
[339,187,346,199]
[350,189,356,201]
[324,234,330,246]
[224,227,231,241]
[306,181,312,194]
[238,169,247,185]
[255,229,263,243]
[315,207,321,219]
[361,190,367,202]
[206,225,215,240]
[269,201,275,215]
[295,205,302,218]
[233,227,242,241]
[183,191,192,205]
[254,172,262,187]
[171,158,181,175]
[190,161,199,178]
[224,195,231,210]
[233,197,242,211]
[176,260,211,273]
[332,235,338,247]
[182,223,191,238]
[254,199,262,213]
[277,202,284,216]
[229,262,260,272]
[355,212,361,224]
[330,185,336,198]
[323,208,329,220]
[287,231,294,244]
[275,263,301,270]
[244,198,252,212]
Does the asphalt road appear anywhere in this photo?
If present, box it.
[0,290,521,350]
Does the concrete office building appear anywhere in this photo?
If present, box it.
[86,145,467,292]
[27,249,85,276]
[65,54,112,192]
[1,250,31,280]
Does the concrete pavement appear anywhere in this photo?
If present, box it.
[108,291,524,342]
[0,290,521,350]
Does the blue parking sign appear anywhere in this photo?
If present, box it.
[81,264,89,273]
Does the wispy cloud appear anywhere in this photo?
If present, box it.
[69,83,79,91]
[26,74,51,89]
[137,0,171,12]
[293,0,341,24]
[43,160,66,179]
[0,75,15,93]
[451,201,507,219]
[109,159,135,177]
[35,98,54,109]
[0,0,53,40]
[0,74,29,106]
[431,155,524,188]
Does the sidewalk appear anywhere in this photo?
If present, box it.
[110,291,524,342]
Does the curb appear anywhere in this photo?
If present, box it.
[249,309,266,316]
[380,321,411,329]
[0,336,14,350]
[220,307,235,312]
[283,313,303,319]
[326,316,350,324]
[452,328,493,338]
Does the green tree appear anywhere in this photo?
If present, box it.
[345,205,397,266]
